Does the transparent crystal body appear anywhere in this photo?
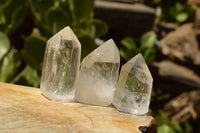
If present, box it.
[75,39,120,106]
[40,27,81,101]
[113,53,153,115]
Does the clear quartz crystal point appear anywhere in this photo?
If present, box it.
[113,53,153,115]
[75,39,120,106]
[40,26,81,101]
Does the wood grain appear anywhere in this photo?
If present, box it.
[0,82,156,133]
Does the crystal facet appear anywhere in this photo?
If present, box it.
[40,26,81,101]
[113,53,153,115]
[75,39,120,106]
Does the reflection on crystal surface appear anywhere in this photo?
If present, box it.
[113,53,153,115]
[75,39,120,106]
[40,27,81,101]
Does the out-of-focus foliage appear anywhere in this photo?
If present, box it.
[0,32,10,60]
[158,1,196,24]
[118,0,197,133]
[0,0,108,87]
[119,0,197,63]
[142,0,197,24]
[156,113,193,133]
[119,32,157,65]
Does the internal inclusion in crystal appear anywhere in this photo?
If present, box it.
[40,27,81,101]
[75,39,120,106]
[76,62,119,106]
[113,53,153,115]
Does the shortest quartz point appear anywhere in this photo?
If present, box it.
[113,53,153,115]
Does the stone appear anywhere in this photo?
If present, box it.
[40,26,81,101]
[75,39,120,106]
[195,8,200,35]
[155,60,200,89]
[188,0,200,5]
[159,23,200,65]
[113,53,153,115]
[162,90,200,123]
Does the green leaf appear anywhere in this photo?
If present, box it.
[184,122,193,133]
[77,33,97,60]
[0,48,21,82]
[142,47,155,65]
[140,32,157,49]
[162,5,177,22]
[92,19,108,37]
[21,36,46,70]
[74,0,94,20]
[156,113,166,125]
[45,7,70,35]
[76,19,96,38]
[158,124,176,133]
[127,50,139,60]
[11,5,26,30]
[0,32,10,61]
[11,65,40,87]
[67,0,77,26]
[157,93,171,101]
[121,37,137,50]
[175,2,183,12]
[176,12,189,23]
[28,0,54,23]
[170,122,183,132]
[0,0,12,9]
[119,49,128,60]
[153,0,160,4]
[86,25,95,38]
[0,13,6,26]
[3,1,27,34]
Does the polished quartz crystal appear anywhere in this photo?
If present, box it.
[40,26,81,101]
[113,53,153,115]
[75,39,120,106]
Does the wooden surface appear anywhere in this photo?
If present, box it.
[0,82,156,133]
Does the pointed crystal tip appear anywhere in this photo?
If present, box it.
[75,39,120,106]
[47,26,81,49]
[99,39,120,63]
[113,53,153,115]
[83,39,120,63]
[40,26,81,101]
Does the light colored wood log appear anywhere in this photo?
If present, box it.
[0,82,156,133]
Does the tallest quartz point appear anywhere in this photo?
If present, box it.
[40,26,81,101]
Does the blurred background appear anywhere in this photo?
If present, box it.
[0,0,200,132]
